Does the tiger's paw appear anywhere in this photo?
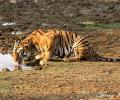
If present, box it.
[35,54,41,60]
[63,58,70,62]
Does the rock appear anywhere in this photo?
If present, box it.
[34,66,42,70]
[1,67,10,72]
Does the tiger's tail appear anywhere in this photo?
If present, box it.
[96,56,120,62]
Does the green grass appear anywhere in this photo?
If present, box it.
[81,23,120,30]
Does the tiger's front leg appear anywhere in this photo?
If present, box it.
[35,51,51,69]
[35,52,45,60]
[34,52,45,70]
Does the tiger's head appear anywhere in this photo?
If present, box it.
[12,39,33,64]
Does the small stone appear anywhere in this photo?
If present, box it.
[34,66,42,70]
[1,67,10,72]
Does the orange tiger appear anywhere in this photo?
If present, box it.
[12,29,120,67]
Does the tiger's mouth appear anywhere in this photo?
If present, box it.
[12,50,27,64]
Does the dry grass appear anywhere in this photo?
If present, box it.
[0,61,120,100]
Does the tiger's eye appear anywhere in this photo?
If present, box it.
[17,46,20,48]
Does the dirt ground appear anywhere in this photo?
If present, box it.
[0,1,120,99]
[0,62,120,100]
[0,29,120,100]
[0,0,120,31]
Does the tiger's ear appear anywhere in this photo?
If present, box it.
[22,36,25,40]
[22,40,32,46]
[27,40,32,45]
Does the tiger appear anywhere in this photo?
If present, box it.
[12,28,120,67]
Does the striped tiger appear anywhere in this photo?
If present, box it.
[12,29,120,67]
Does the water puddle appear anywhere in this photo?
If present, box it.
[0,53,33,71]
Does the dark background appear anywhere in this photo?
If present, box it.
[0,0,120,31]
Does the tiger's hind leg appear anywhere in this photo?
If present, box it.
[63,51,84,62]
[63,46,86,62]
[63,57,80,62]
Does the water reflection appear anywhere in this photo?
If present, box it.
[0,53,33,71]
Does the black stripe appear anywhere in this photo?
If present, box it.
[31,32,41,51]
[37,30,44,35]
[65,31,70,45]
[59,31,64,57]
[32,34,39,41]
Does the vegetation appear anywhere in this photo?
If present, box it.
[81,23,120,30]
[0,0,120,31]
